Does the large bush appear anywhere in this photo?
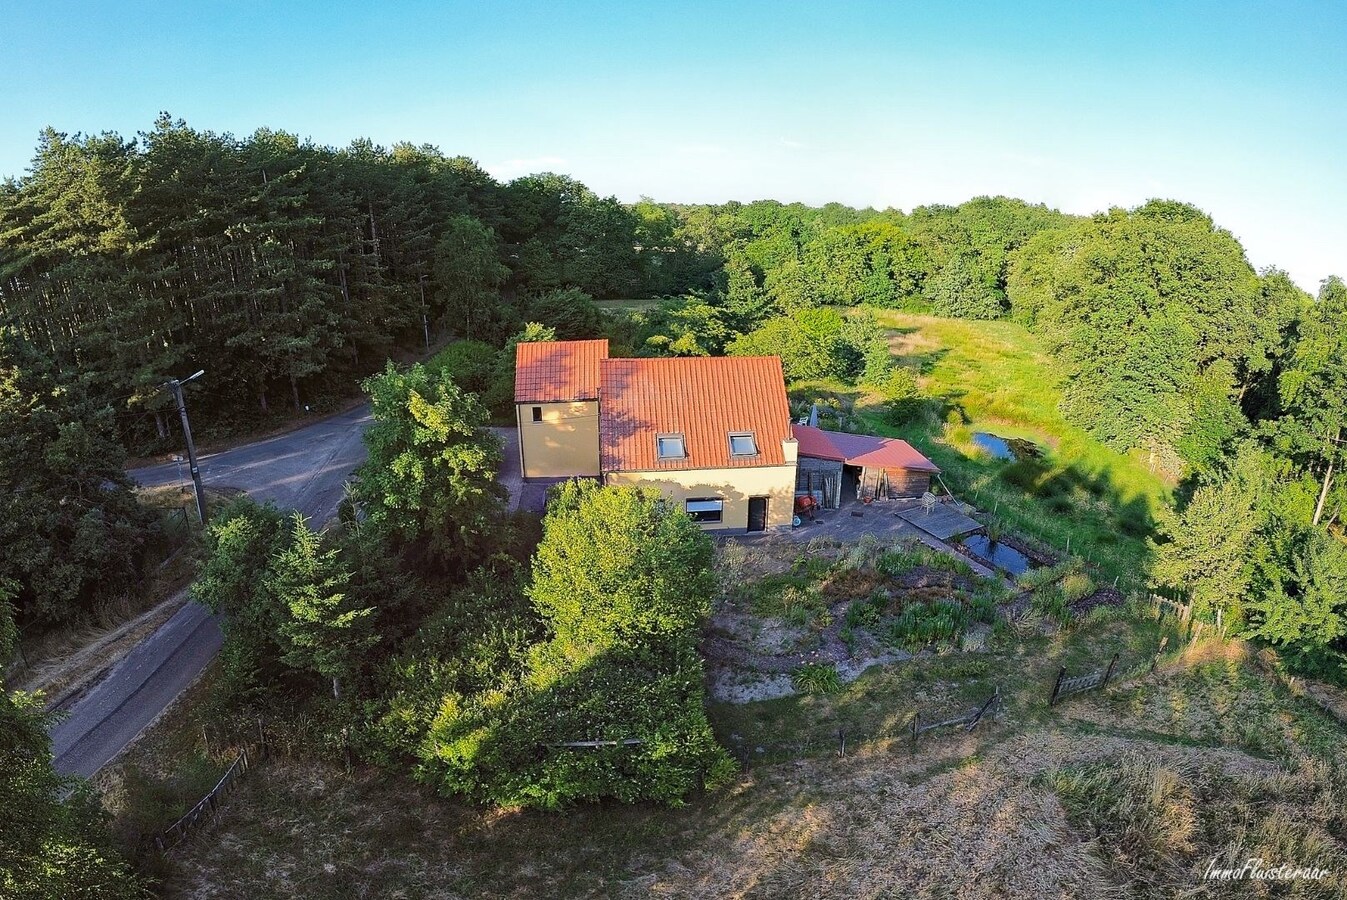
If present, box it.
[727,308,862,382]
[419,482,733,808]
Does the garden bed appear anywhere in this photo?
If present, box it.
[705,536,1009,701]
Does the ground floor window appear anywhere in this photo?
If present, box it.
[685,498,723,523]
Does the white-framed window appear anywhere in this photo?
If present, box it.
[685,498,723,523]
[728,432,758,456]
[531,406,543,423]
[656,433,686,460]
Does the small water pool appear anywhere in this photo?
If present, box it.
[972,432,1042,461]
[961,534,1037,576]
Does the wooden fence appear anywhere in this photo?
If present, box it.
[911,687,1001,747]
[1049,654,1118,706]
[150,719,271,854]
[154,746,255,853]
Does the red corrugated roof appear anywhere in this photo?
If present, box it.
[792,424,940,473]
[601,356,793,472]
[514,339,609,403]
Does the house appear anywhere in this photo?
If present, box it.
[599,355,797,532]
[514,338,607,479]
[514,339,939,531]
[792,424,940,508]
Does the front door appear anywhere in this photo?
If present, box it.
[747,496,768,532]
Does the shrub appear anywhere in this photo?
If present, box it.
[877,547,925,578]
[1060,572,1096,604]
[420,482,732,808]
[751,580,824,620]
[876,367,926,425]
[928,551,975,578]
[428,340,499,395]
[1031,584,1072,626]
[969,590,998,624]
[525,288,604,340]
[1000,458,1051,492]
[887,600,969,651]
[844,591,886,628]
[793,663,842,695]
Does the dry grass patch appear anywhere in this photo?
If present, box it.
[159,722,1339,900]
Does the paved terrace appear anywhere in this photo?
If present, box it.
[725,498,999,581]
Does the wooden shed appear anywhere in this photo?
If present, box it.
[792,425,940,507]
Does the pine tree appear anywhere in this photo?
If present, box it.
[270,513,376,700]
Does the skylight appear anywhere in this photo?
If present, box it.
[729,432,758,456]
[656,434,686,460]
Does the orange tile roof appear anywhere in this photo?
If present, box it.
[793,424,940,472]
[600,356,793,472]
[514,339,608,403]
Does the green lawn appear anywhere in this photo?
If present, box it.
[863,312,1173,589]
[593,297,659,312]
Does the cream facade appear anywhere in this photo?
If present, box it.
[516,400,600,479]
[604,465,796,531]
[603,439,799,532]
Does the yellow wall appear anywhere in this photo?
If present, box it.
[604,463,797,532]
[516,401,600,478]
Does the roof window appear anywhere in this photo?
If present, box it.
[729,432,758,456]
[656,434,686,460]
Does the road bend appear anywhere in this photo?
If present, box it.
[51,404,375,777]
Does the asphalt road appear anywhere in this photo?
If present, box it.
[51,404,376,778]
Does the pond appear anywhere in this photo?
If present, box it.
[961,533,1038,576]
[972,432,1042,461]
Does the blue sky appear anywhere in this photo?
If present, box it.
[5,1,1344,289]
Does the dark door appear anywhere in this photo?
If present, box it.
[747,497,768,532]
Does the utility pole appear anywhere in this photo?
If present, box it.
[164,370,207,526]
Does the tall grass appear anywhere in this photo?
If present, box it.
[863,311,1172,589]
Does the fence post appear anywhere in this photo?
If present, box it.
[910,711,919,750]
[1151,636,1168,673]
[837,727,846,759]
[1050,666,1066,706]
[1101,653,1118,689]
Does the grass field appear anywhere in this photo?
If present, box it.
[861,311,1174,588]
[146,619,1347,898]
[593,298,660,312]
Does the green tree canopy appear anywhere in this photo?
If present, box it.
[352,362,505,571]
[272,512,378,700]
[1274,275,1347,526]
[421,482,732,808]
[0,328,149,627]
[0,690,142,899]
[1005,201,1267,473]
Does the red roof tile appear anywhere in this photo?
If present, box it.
[600,356,793,472]
[514,339,608,403]
[792,424,940,473]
